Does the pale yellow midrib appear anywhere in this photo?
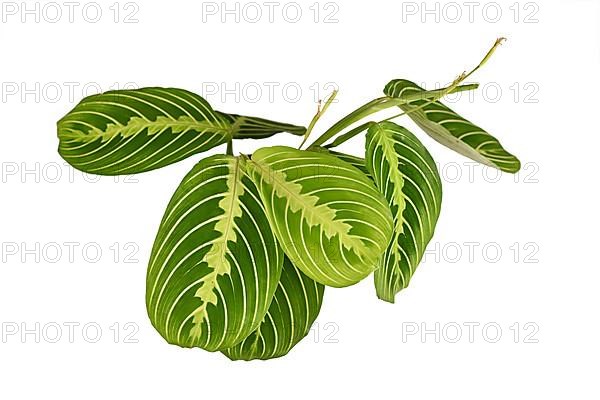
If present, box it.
[60,115,231,142]
[249,157,367,255]
[373,125,407,281]
[189,157,243,341]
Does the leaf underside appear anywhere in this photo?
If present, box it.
[384,79,521,173]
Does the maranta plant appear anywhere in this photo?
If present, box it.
[57,39,519,360]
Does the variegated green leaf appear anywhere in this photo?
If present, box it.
[217,112,306,139]
[246,146,393,288]
[317,148,371,177]
[58,88,232,175]
[384,79,520,173]
[365,122,442,302]
[146,154,282,351]
[223,256,324,360]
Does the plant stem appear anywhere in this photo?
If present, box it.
[324,122,373,149]
[308,84,478,149]
[383,37,506,122]
[310,37,506,149]
[380,79,468,123]
[226,116,245,156]
[299,90,338,149]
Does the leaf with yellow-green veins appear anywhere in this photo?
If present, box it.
[146,154,283,351]
[384,79,521,173]
[57,87,232,175]
[314,147,371,178]
[365,122,442,302]
[223,256,324,360]
[246,146,393,288]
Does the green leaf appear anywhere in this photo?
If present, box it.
[384,79,521,173]
[223,256,324,360]
[314,147,371,178]
[146,154,283,351]
[58,88,232,175]
[246,146,393,288]
[217,112,306,139]
[365,122,442,303]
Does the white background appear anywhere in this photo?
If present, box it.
[1,0,598,398]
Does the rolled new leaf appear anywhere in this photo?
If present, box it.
[246,146,393,288]
[217,112,306,139]
[146,154,283,351]
[384,79,521,173]
[57,88,232,175]
[365,122,442,302]
[223,256,324,360]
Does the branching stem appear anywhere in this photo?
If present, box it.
[309,37,506,149]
